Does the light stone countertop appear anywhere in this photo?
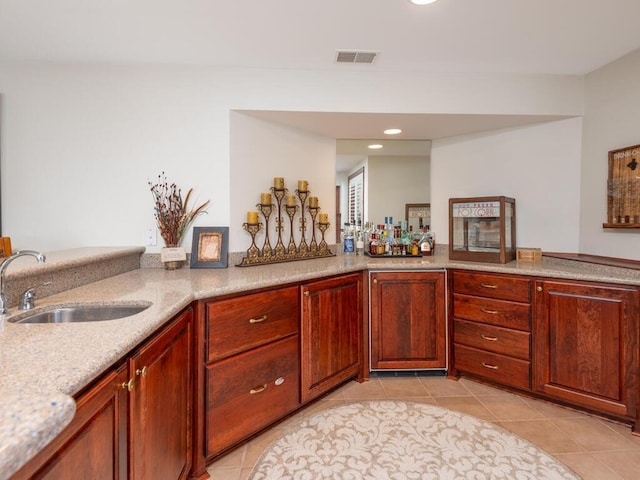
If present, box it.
[1,247,640,478]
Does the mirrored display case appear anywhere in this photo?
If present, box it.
[449,196,516,264]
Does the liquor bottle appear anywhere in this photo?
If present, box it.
[369,232,378,255]
[391,226,402,256]
[356,229,365,256]
[419,227,432,256]
[343,223,355,255]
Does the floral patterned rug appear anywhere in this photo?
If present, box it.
[248,400,581,480]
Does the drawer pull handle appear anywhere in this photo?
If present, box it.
[250,384,268,395]
[480,283,498,289]
[481,362,499,370]
[275,376,285,386]
[249,315,268,324]
[481,308,499,315]
[121,378,135,392]
[481,334,498,342]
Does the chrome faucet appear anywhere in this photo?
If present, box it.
[0,250,46,315]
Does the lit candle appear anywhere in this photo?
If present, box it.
[260,192,272,205]
[308,196,318,208]
[247,211,258,224]
[274,177,284,189]
[286,194,297,207]
[319,213,329,223]
[298,180,308,192]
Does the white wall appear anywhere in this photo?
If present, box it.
[431,117,583,252]
[0,65,229,251]
[0,63,584,253]
[229,112,336,252]
[580,48,640,260]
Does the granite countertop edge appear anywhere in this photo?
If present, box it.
[2,247,640,478]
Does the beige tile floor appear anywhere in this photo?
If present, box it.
[206,376,640,480]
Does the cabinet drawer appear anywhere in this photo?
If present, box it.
[453,294,530,330]
[207,286,299,362]
[205,335,300,457]
[453,271,531,302]
[454,319,530,360]
[454,344,530,390]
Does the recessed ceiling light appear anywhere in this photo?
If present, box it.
[410,0,438,5]
[384,128,402,135]
[368,144,383,150]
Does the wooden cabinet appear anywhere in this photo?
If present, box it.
[13,307,193,480]
[301,273,362,403]
[369,270,446,370]
[128,307,193,480]
[451,270,532,390]
[533,279,639,422]
[12,365,129,480]
[193,286,300,474]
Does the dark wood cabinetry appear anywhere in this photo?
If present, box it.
[192,286,300,477]
[369,270,446,370]
[301,273,362,403]
[129,307,193,480]
[12,365,129,480]
[451,270,640,430]
[13,307,193,480]
[451,270,532,390]
[533,279,639,422]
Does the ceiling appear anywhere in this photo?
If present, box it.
[1,1,639,75]
[1,0,639,159]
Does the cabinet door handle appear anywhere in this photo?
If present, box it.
[250,384,268,395]
[481,308,499,315]
[481,362,499,370]
[536,286,543,292]
[249,315,267,324]
[480,283,498,289]
[373,278,378,284]
[136,366,148,377]
[481,334,498,342]
[303,291,310,297]
[121,378,135,392]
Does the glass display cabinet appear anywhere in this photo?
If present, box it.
[449,196,516,263]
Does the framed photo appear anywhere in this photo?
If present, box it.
[190,227,229,268]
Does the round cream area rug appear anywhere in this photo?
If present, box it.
[248,401,581,480]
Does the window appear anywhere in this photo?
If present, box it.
[347,167,364,226]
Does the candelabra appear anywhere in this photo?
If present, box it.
[238,180,335,266]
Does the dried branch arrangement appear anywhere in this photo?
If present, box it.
[149,172,210,247]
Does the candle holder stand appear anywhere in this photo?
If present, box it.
[285,204,298,255]
[271,187,287,257]
[238,182,335,266]
[317,222,330,254]
[308,206,319,252]
[258,203,273,257]
[242,222,262,260]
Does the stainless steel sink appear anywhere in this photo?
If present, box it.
[9,303,151,324]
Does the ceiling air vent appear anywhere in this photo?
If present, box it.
[336,50,378,64]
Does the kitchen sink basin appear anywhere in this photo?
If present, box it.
[9,303,151,324]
